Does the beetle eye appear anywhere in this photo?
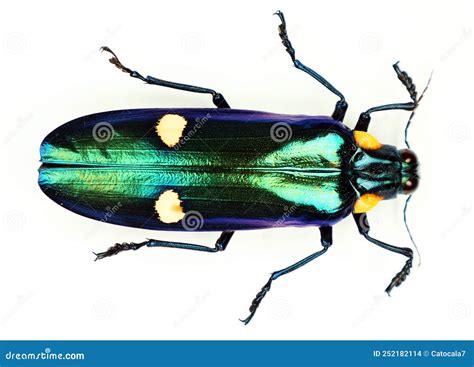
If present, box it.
[400,149,418,166]
[403,176,419,194]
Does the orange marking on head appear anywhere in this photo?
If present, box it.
[353,194,384,213]
[354,131,382,150]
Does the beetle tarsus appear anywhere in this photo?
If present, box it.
[240,278,273,325]
[393,62,417,102]
[93,241,147,261]
[274,10,296,62]
[100,46,143,79]
[385,257,413,295]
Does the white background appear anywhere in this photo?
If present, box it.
[1,0,473,340]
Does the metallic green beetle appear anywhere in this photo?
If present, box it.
[39,11,428,324]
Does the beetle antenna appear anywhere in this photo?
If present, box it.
[403,71,432,264]
[404,70,433,148]
[403,194,421,266]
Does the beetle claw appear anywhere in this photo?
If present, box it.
[100,46,132,74]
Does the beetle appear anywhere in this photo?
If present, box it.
[38,11,429,324]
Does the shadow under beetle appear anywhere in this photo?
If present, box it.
[39,11,430,324]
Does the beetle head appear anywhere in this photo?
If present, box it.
[399,148,419,195]
[351,131,419,213]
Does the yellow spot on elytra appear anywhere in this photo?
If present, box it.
[155,190,185,223]
[156,114,187,148]
[353,194,384,213]
[354,131,382,150]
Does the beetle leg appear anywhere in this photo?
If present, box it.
[353,213,413,295]
[93,231,234,260]
[273,11,347,121]
[354,62,431,132]
[100,46,230,108]
[240,226,332,325]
